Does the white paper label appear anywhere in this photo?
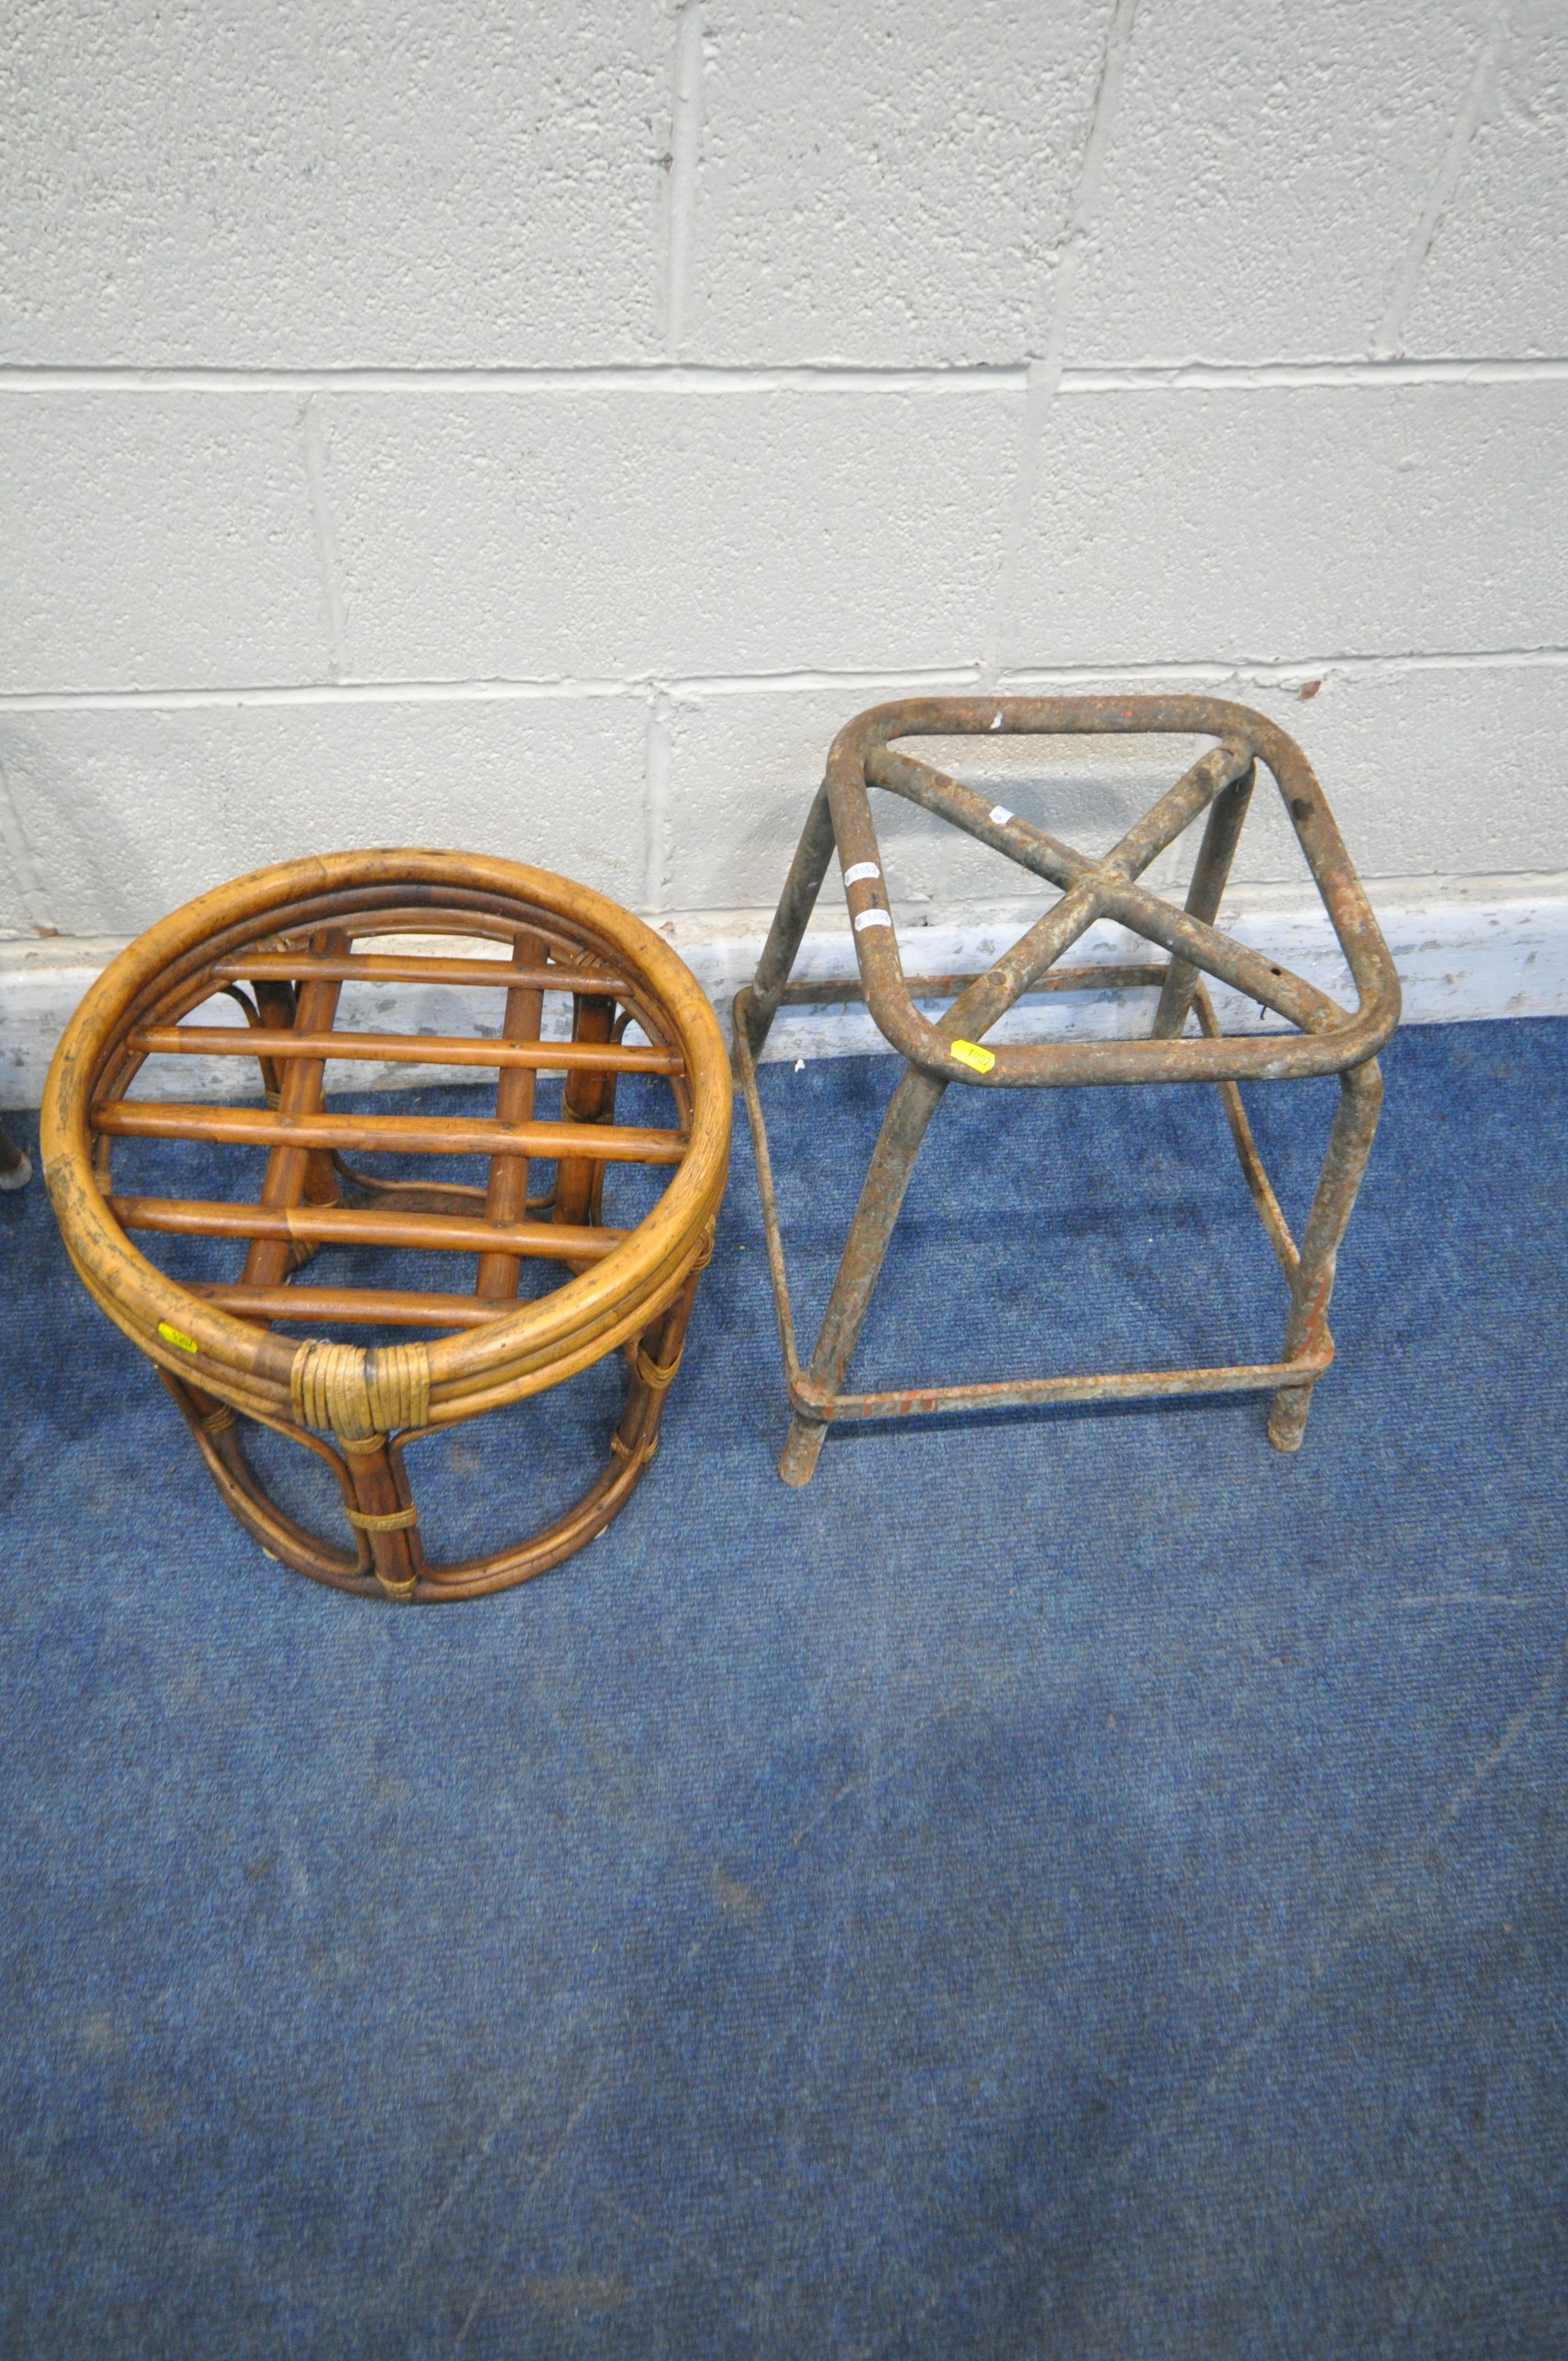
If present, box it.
[853,908,892,933]
[989,805,1015,827]
[843,861,881,886]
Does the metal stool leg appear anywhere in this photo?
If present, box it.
[1152,762,1255,1040]
[744,781,837,1064]
[1268,1058,1384,1451]
[779,1064,948,1484]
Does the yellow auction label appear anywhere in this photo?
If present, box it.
[156,1321,200,1354]
[950,1039,996,1074]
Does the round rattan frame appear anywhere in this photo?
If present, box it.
[42,851,732,1601]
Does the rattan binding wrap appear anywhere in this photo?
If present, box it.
[291,1340,431,1439]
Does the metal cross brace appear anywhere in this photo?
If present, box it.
[733,695,1401,1485]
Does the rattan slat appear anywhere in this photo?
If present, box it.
[111,1195,625,1261]
[94,1101,688,1165]
[211,953,628,993]
[131,1025,683,1075]
[193,1282,509,1329]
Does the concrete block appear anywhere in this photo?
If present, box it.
[678,0,1113,365]
[1069,0,1487,362]
[983,663,1568,892]
[0,0,668,366]
[661,662,1568,927]
[990,663,1568,892]
[1,937,128,1105]
[0,396,328,693]
[1202,662,1568,887]
[0,694,648,938]
[1011,382,1568,670]
[320,389,1019,681]
[0,767,48,936]
[0,878,34,940]
[661,684,1209,915]
[1404,3,1568,359]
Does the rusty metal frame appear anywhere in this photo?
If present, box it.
[733,696,1401,1485]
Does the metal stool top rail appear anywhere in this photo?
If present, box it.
[742,694,1400,1088]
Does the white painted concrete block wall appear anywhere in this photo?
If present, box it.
[2,0,1566,1089]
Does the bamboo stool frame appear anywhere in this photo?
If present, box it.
[735,696,1401,1485]
[43,851,731,1601]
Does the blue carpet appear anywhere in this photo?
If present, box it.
[1,1016,1565,2358]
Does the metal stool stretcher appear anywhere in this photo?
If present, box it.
[733,697,1401,1485]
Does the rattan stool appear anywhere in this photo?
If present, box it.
[734,696,1400,1484]
[43,851,731,1600]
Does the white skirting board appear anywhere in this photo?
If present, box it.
[2,879,1566,1108]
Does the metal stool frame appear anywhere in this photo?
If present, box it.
[734,697,1401,1485]
[43,851,731,1600]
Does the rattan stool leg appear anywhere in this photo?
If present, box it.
[340,1433,421,1598]
[243,927,349,1287]
[160,1370,363,1582]
[556,992,620,1227]
[475,929,547,1299]
[1268,1058,1385,1451]
[779,1063,948,1485]
[613,1252,705,1472]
